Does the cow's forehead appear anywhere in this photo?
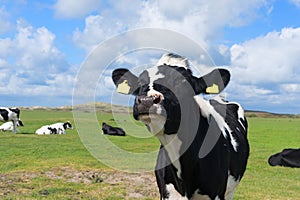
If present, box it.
[156,53,189,69]
[141,53,190,80]
[137,54,191,93]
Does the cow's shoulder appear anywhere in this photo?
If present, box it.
[194,95,247,152]
[209,96,247,135]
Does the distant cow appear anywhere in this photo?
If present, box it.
[112,53,249,199]
[269,148,300,168]
[35,121,73,135]
[0,107,24,133]
[0,121,23,132]
[102,122,126,136]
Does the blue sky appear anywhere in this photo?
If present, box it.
[1,0,300,114]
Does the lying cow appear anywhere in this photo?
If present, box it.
[35,121,73,135]
[112,53,249,199]
[0,121,23,132]
[102,122,126,136]
[269,148,300,168]
[0,107,24,133]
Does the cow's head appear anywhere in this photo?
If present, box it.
[63,121,73,130]
[112,53,230,135]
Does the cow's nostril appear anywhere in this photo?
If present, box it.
[153,95,162,104]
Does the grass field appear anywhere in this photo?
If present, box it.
[0,109,300,199]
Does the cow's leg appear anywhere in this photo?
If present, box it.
[163,183,188,200]
[12,120,17,133]
[155,146,187,200]
[224,175,239,200]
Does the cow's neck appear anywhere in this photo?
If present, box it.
[156,99,203,178]
[157,133,182,178]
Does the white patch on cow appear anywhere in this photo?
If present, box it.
[237,106,246,131]
[157,134,183,178]
[35,125,52,135]
[157,53,189,69]
[146,66,165,93]
[164,184,187,200]
[0,121,17,132]
[225,174,240,200]
[143,113,166,135]
[193,96,238,151]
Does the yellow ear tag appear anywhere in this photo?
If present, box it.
[117,80,130,94]
[206,84,219,94]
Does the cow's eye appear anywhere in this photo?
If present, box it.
[138,84,149,94]
[138,77,149,86]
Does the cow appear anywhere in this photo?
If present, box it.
[268,148,300,168]
[0,121,23,132]
[112,53,249,199]
[35,121,73,135]
[102,122,126,136]
[0,107,24,133]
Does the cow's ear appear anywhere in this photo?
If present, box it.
[192,68,230,95]
[112,68,138,95]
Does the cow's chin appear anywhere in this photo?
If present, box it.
[138,114,166,136]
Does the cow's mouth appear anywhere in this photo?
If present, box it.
[138,113,154,124]
[138,112,166,135]
[137,109,163,124]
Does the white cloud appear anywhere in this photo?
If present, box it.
[229,27,300,84]
[0,6,13,34]
[73,15,124,52]
[280,84,300,93]
[221,27,300,113]
[73,1,269,53]
[289,0,300,8]
[0,19,75,97]
[53,0,102,19]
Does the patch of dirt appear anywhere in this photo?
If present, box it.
[0,172,37,196]
[0,167,159,199]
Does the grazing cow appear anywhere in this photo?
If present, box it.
[0,121,23,132]
[112,53,249,199]
[35,121,73,135]
[102,122,126,136]
[0,107,24,133]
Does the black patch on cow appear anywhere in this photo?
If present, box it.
[48,127,57,134]
[18,120,24,126]
[0,109,9,121]
[63,122,72,129]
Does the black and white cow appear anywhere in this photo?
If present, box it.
[112,53,249,199]
[102,122,126,136]
[0,107,24,133]
[35,121,73,135]
[0,121,22,132]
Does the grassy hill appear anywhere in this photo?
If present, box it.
[21,102,300,117]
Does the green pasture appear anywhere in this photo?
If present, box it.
[0,109,300,199]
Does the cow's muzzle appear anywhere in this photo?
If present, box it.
[133,94,163,121]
